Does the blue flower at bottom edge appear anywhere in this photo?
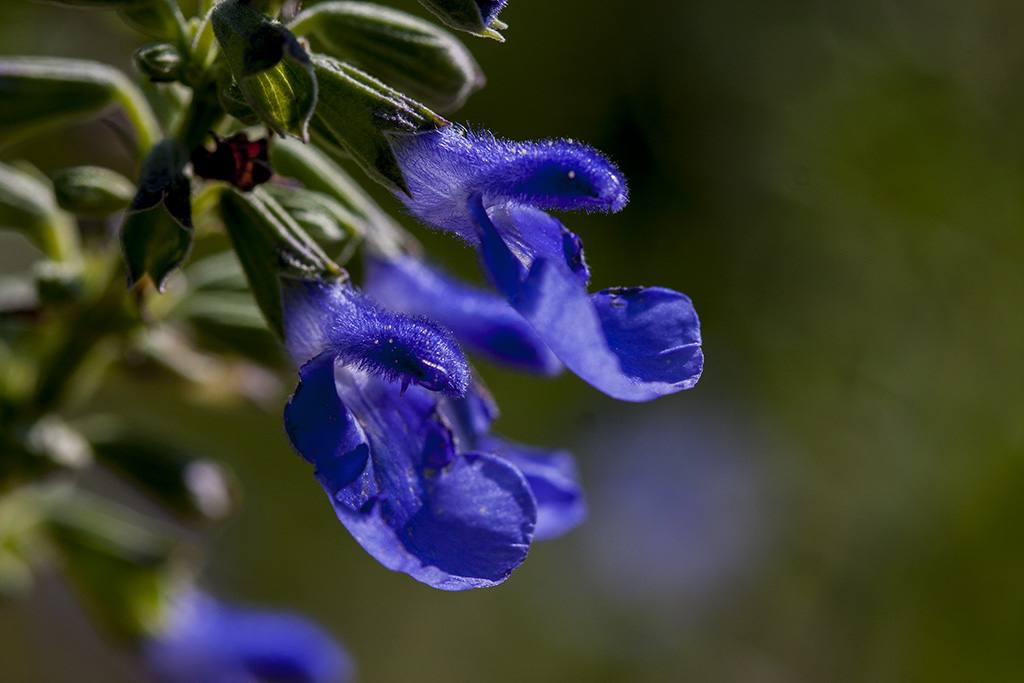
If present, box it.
[388,126,703,402]
[282,278,585,589]
[144,590,352,683]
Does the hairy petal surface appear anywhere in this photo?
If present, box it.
[364,253,561,374]
[282,278,470,397]
[389,126,628,242]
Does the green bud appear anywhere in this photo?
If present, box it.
[133,43,184,82]
[218,187,342,338]
[34,260,86,308]
[121,139,193,291]
[417,0,509,41]
[211,0,317,140]
[0,161,79,262]
[0,57,160,154]
[51,166,135,218]
[291,1,484,112]
[310,55,448,194]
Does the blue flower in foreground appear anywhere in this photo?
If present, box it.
[283,277,470,398]
[282,278,582,588]
[388,126,703,402]
[144,590,352,683]
[445,383,587,540]
[365,252,561,375]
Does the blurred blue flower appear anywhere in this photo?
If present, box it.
[281,277,581,589]
[144,590,352,683]
[389,126,703,402]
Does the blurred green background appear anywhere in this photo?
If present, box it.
[3,0,1024,681]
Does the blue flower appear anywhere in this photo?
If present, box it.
[281,278,582,589]
[387,126,703,402]
[144,590,352,683]
[282,277,470,398]
[444,382,587,540]
[364,252,561,375]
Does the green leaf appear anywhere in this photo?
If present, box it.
[121,139,193,291]
[211,0,317,140]
[35,0,187,41]
[310,55,448,194]
[51,166,135,218]
[291,1,484,112]
[218,187,342,338]
[0,57,160,154]
[0,161,80,262]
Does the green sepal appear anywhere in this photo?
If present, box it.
[211,0,318,140]
[416,0,507,41]
[33,0,187,41]
[133,43,185,83]
[0,161,80,262]
[121,139,193,291]
[218,187,343,338]
[263,184,364,264]
[0,57,160,154]
[270,138,411,256]
[310,55,449,194]
[51,166,135,218]
[291,1,484,112]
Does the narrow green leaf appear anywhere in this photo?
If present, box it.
[0,57,160,154]
[36,0,188,41]
[291,1,484,112]
[310,55,448,194]
[211,0,317,139]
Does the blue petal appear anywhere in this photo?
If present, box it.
[282,277,470,397]
[517,258,703,401]
[290,366,537,590]
[365,253,562,374]
[145,590,352,683]
[285,353,377,511]
[471,206,703,400]
[390,126,628,242]
[479,436,587,541]
[592,286,703,390]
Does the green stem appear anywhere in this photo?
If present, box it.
[114,79,162,157]
[28,256,135,418]
[174,78,226,152]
